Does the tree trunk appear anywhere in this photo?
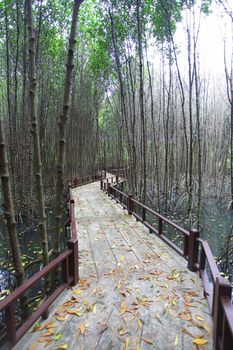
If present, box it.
[55,0,84,246]
[27,0,49,267]
[0,120,25,287]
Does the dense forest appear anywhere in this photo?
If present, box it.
[0,0,232,310]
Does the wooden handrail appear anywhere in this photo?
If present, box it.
[102,180,233,350]
[0,182,79,350]
[0,250,72,311]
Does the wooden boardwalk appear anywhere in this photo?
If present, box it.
[15,180,213,350]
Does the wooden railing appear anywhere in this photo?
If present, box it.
[70,172,104,188]
[101,177,233,350]
[0,185,79,350]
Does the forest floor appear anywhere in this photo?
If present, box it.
[15,179,213,350]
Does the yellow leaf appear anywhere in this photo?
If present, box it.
[174,335,179,346]
[193,338,208,345]
[120,256,125,261]
[45,322,57,329]
[137,319,143,329]
[55,315,67,321]
[168,308,175,316]
[203,322,211,335]
[91,288,97,296]
[41,328,55,336]
[125,337,130,350]
[93,304,97,314]
[195,315,204,321]
[142,337,154,345]
[119,329,128,336]
[73,289,82,295]
[52,345,68,350]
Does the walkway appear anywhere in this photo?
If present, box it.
[15,180,213,349]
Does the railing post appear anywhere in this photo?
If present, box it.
[199,244,206,277]
[107,183,111,196]
[116,175,119,183]
[213,276,232,349]
[120,192,122,204]
[183,235,189,257]
[100,179,103,190]
[67,239,79,286]
[142,207,146,221]
[158,217,163,235]
[187,229,199,272]
[128,194,133,215]
[62,257,69,284]
[6,304,17,345]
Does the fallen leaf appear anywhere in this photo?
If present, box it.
[193,338,208,345]
[67,308,82,316]
[118,329,128,336]
[37,337,52,343]
[142,337,154,345]
[73,289,82,296]
[182,328,204,339]
[178,313,191,321]
[41,328,55,336]
[52,345,68,350]
[52,332,63,341]
[55,315,67,321]
[195,315,204,321]
[137,319,143,329]
[125,337,130,350]
[31,322,42,332]
[79,279,90,288]
[174,335,179,346]
[79,323,87,335]
[119,301,132,315]
[203,322,211,335]
[93,304,97,314]
[27,344,39,350]
[187,291,199,297]
[45,322,57,329]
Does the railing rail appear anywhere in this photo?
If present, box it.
[102,179,233,350]
[0,183,80,350]
[70,171,104,188]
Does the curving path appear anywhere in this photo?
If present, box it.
[15,180,213,350]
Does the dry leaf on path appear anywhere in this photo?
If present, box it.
[137,319,143,329]
[174,335,179,346]
[52,344,68,350]
[37,337,52,343]
[27,344,39,350]
[178,313,191,321]
[55,315,67,322]
[142,337,154,345]
[193,338,208,345]
[125,337,130,350]
[79,323,87,335]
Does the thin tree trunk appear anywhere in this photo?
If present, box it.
[55,0,84,246]
[0,120,25,287]
[27,0,49,267]
[136,0,146,204]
